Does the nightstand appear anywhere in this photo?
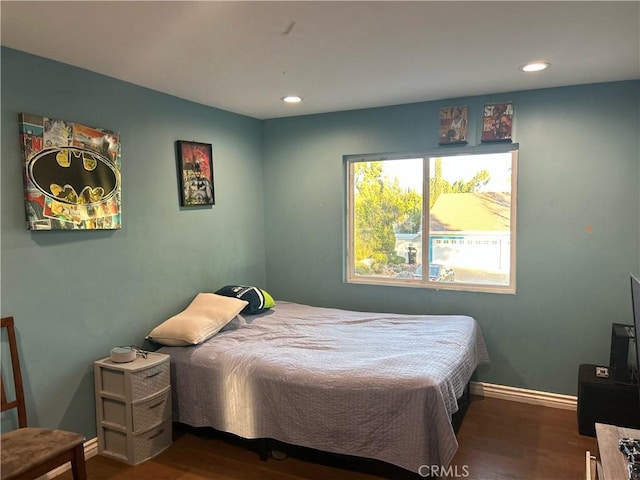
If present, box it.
[94,352,172,465]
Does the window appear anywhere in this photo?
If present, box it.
[346,149,518,293]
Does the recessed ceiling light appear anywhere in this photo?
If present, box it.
[520,62,551,72]
[282,95,302,103]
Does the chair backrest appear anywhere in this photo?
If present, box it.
[1,316,28,428]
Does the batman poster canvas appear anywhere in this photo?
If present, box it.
[19,113,121,230]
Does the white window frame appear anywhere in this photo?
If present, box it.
[345,146,518,294]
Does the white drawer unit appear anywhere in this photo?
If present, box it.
[94,352,172,465]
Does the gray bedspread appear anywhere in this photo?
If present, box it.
[159,301,489,473]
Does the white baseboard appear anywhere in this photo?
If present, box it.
[84,437,99,459]
[39,437,98,480]
[470,381,577,411]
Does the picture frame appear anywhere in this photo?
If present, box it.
[481,102,514,142]
[176,140,215,207]
[19,113,122,230]
[438,105,468,145]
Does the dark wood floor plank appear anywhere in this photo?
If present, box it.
[58,396,596,480]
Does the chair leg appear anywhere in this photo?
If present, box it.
[70,443,87,480]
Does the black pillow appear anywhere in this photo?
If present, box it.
[215,285,271,314]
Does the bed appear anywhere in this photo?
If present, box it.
[158,301,489,474]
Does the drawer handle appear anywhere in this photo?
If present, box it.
[148,400,165,409]
[148,429,165,440]
[146,370,162,378]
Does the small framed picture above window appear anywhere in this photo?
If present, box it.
[481,102,514,142]
[438,105,468,145]
[176,140,215,207]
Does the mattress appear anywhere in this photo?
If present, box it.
[159,301,489,473]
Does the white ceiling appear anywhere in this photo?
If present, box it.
[1,1,639,120]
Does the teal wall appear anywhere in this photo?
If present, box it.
[2,46,639,439]
[1,48,265,437]
[262,81,640,396]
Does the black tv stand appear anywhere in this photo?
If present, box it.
[577,364,640,436]
[610,323,637,384]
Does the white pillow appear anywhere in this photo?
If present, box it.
[147,293,248,346]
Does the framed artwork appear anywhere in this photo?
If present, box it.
[19,113,121,230]
[176,140,214,207]
[438,106,468,145]
[481,102,514,142]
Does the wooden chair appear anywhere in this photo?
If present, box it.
[1,316,87,480]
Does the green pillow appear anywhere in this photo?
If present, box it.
[261,289,275,309]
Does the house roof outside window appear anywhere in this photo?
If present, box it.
[430,193,511,232]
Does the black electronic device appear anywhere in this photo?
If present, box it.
[631,273,640,399]
[610,322,637,384]
[577,274,640,436]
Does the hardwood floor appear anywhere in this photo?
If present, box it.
[59,396,596,480]
[444,396,595,480]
